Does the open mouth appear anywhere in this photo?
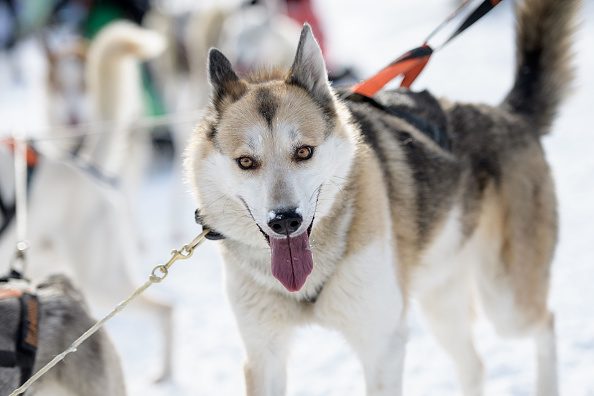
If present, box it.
[256,219,315,292]
[240,194,319,293]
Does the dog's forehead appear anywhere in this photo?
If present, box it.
[216,82,328,154]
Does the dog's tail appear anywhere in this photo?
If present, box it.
[82,21,165,174]
[502,0,580,134]
[85,20,166,119]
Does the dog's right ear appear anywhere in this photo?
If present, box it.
[287,24,332,107]
[208,48,247,111]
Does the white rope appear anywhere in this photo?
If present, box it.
[9,281,153,396]
[9,230,209,396]
[12,133,29,274]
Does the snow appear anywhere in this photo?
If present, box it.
[2,0,594,395]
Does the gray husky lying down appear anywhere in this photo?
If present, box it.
[0,274,125,396]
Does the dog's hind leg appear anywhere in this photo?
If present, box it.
[417,276,484,396]
[471,169,558,395]
[535,314,558,396]
[475,273,558,396]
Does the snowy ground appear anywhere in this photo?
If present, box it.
[1,0,594,395]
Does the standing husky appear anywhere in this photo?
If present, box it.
[185,0,577,394]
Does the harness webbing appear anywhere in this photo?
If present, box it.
[344,92,451,151]
[0,191,16,236]
[351,0,503,97]
[0,286,39,387]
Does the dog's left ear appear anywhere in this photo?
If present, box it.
[287,24,332,105]
[208,48,247,111]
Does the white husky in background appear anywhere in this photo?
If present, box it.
[1,21,176,382]
[79,21,166,195]
[145,4,302,239]
[185,0,578,394]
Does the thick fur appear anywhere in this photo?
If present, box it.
[0,275,126,396]
[503,0,577,133]
[184,0,578,395]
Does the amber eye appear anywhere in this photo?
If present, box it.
[295,146,314,161]
[237,156,257,170]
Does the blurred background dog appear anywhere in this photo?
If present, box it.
[0,274,126,395]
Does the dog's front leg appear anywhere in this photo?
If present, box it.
[225,265,298,396]
[316,240,407,396]
[343,320,407,396]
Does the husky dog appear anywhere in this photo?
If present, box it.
[1,22,175,383]
[146,4,301,240]
[0,274,126,396]
[185,0,577,394]
[0,145,175,383]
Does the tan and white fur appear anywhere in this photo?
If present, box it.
[185,0,578,394]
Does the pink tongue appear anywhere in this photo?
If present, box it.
[270,232,313,292]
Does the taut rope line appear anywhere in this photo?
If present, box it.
[8,229,210,396]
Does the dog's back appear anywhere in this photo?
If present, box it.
[342,0,577,393]
[346,0,577,270]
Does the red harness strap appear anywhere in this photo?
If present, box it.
[0,138,39,167]
[351,0,503,98]
[0,287,23,300]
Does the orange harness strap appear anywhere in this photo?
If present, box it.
[0,288,23,300]
[351,45,433,97]
[350,0,504,98]
[0,138,38,168]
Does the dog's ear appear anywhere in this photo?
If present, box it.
[287,24,332,105]
[208,48,246,111]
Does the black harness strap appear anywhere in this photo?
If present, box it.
[0,286,39,387]
[16,293,39,385]
[0,349,17,365]
[442,0,502,47]
[0,190,16,237]
[0,269,25,283]
[343,91,451,151]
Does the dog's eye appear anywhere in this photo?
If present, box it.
[295,146,314,161]
[237,156,258,170]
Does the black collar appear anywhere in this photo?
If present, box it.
[194,208,225,240]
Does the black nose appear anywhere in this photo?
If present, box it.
[267,209,303,236]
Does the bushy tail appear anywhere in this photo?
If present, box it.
[503,0,580,134]
[82,21,166,174]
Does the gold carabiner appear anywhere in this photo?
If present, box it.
[151,229,210,280]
